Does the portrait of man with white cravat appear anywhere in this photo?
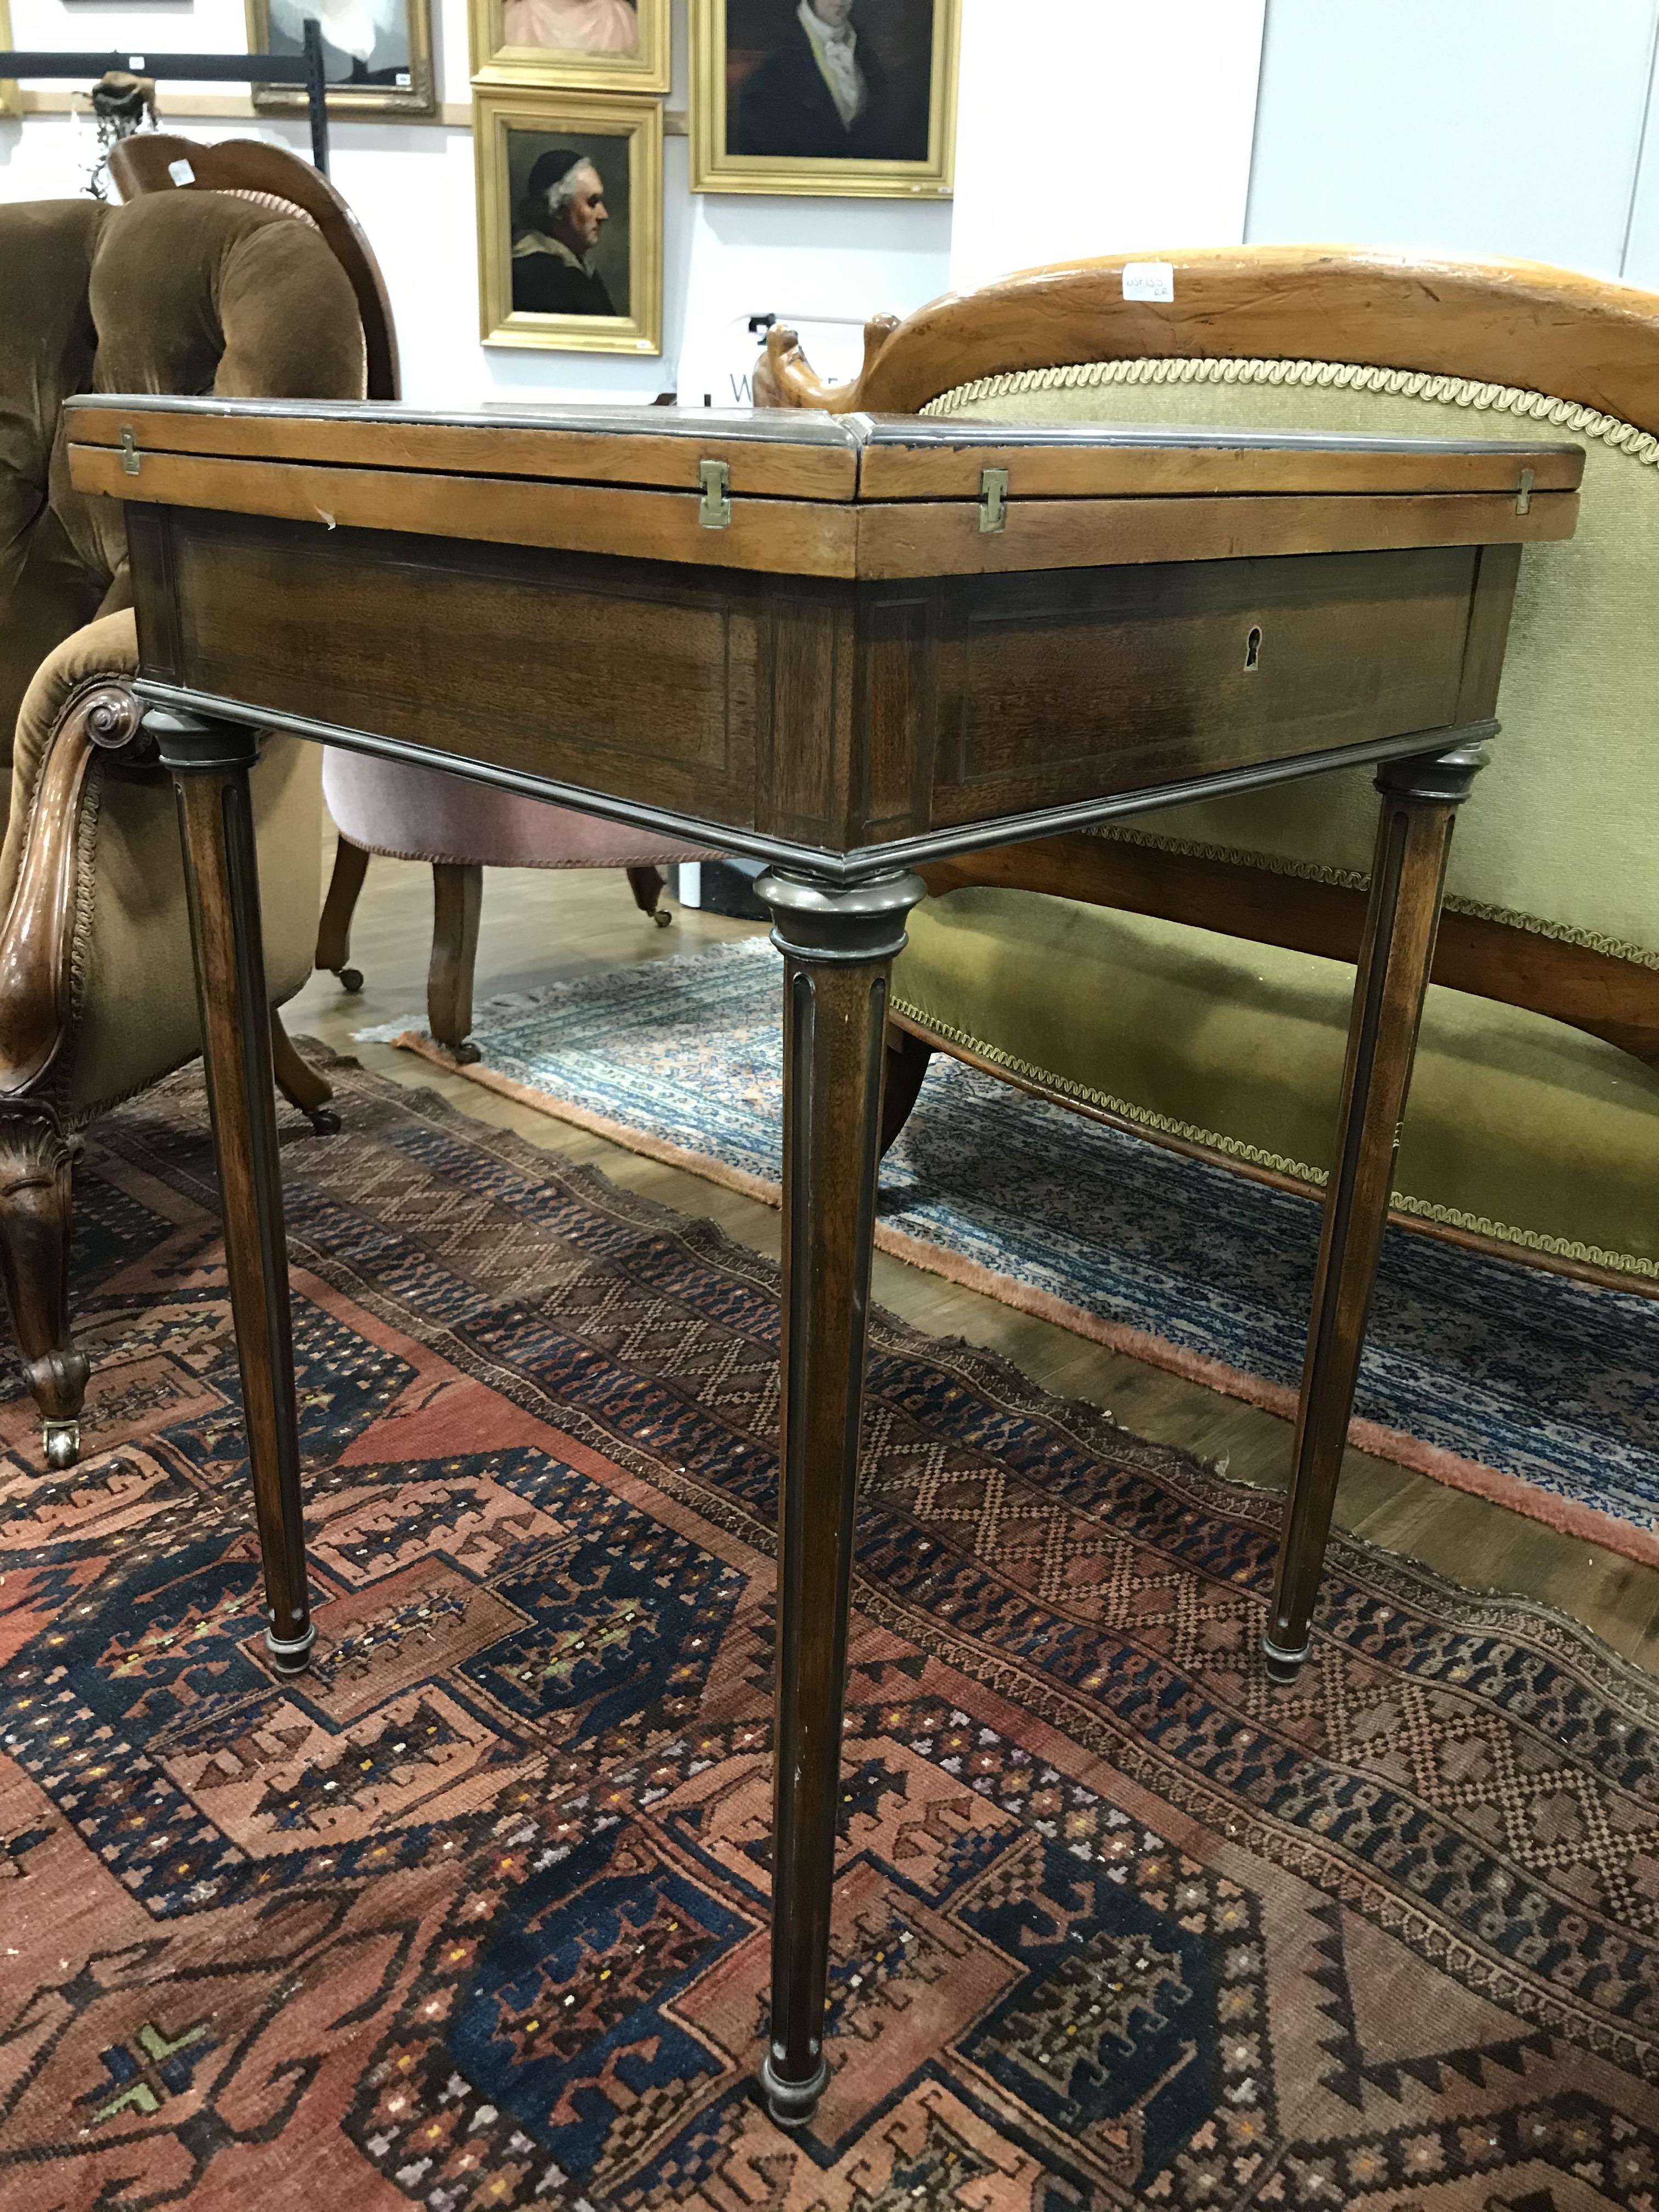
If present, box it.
[732,0,930,163]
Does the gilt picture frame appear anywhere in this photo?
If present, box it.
[470,0,669,95]
[475,86,663,355]
[691,0,958,198]
[245,0,437,118]
[0,0,19,121]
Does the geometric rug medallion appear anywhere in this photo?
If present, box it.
[2,1049,1656,2210]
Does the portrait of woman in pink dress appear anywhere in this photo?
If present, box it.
[502,0,638,52]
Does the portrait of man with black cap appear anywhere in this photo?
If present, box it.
[511,146,619,317]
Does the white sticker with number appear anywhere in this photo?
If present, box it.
[168,159,195,187]
[1122,262,1176,303]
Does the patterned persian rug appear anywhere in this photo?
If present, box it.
[4,1052,1659,2212]
[365,935,1659,1568]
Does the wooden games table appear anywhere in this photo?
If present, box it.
[66,396,1579,2128]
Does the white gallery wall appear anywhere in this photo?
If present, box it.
[1246,0,1659,284]
[1,0,1266,405]
[949,1,1265,295]
[8,2,1659,410]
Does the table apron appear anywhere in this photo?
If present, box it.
[132,678,1500,887]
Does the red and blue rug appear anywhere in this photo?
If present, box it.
[2,1051,1657,2210]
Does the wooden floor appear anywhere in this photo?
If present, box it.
[287,844,1659,1674]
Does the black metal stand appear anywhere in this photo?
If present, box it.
[0,21,332,173]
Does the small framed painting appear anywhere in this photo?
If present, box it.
[475,87,663,355]
[471,0,669,94]
[246,0,437,117]
[691,0,958,198]
[0,0,18,121]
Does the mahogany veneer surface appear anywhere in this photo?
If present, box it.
[68,397,1577,872]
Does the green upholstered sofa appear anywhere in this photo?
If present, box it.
[758,251,1659,1289]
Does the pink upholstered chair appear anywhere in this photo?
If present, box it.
[110,152,715,1059]
[316,758,712,1059]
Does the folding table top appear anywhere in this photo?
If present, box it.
[65,397,1582,582]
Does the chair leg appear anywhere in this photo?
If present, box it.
[0,1111,89,1469]
[879,1025,933,1155]
[627,864,673,929]
[270,1011,341,1135]
[315,834,369,991]
[428,861,483,1063]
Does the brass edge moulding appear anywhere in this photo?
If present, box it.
[131,680,1500,886]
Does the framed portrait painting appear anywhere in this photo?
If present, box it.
[475,87,663,354]
[470,0,669,94]
[246,0,436,116]
[691,0,958,197]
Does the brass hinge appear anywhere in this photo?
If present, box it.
[978,466,1009,533]
[120,426,140,477]
[1515,465,1534,516]
[698,458,731,529]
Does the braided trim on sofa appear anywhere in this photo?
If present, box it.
[1087,823,1659,973]
[920,353,1659,467]
[221,188,320,230]
[892,998,1659,1282]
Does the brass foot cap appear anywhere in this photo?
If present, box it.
[266,1619,318,1677]
[1262,1633,1310,1686]
[760,2055,828,2130]
[42,1420,80,1471]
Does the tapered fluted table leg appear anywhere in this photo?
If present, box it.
[149,707,314,1675]
[755,867,926,2130]
[1265,741,1488,1684]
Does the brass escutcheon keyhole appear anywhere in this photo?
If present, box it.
[1244,625,1263,671]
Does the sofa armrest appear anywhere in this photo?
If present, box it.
[0,611,155,1098]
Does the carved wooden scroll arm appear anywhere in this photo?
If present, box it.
[0,677,155,1101]
[755,315,900,414]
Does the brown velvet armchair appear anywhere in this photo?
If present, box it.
[0,154,374,1468]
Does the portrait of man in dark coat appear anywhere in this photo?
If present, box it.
[731,0,931,164]
[511,146,620,317]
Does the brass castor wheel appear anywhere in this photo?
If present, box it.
[306,1104,343,1136]
[336,965,364,994]
[760,2053,829,2131]
[264,1618,317,1677]
[651,907,673,929]
[453,1039,482,1065]
[42,1420,80,1471]
[1262,1633,1309,1686]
